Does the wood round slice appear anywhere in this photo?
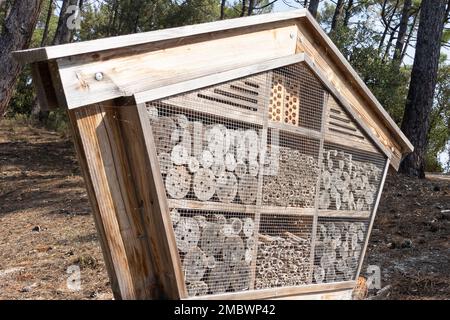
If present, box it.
[147,106,159,121]
[216,172,238,203]
[314,266,325,284]
[225,153,237,172]
[200,150,214,169]
[200,223,225,256]
[238,174,258,204]
[188,157,200,173]
[165,166,191,199]
[174,217,200,253]
[223,235,245,266]
[152,116,177,154]
[243,218,255,237]
[193,168,216,201]
[183,246,207,282]
[157,152,173,175]
[171,144,189,165]
[248,160,259,177]
[170,208,180,226]
[207,261,231,294]
[231,262,251,291]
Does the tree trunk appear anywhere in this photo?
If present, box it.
[220,0,226,19]
[308,0,320,19]
[393,0,412,64]
[400,0,447,178]
[53,0,79,45]
[0,0,44,116]
[331,0,345,32]
[41,0,54,46]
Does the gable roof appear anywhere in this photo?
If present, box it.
[13,9,412,169]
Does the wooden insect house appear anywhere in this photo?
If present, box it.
[14,10,413,300]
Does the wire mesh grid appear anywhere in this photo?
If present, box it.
[146,102,264,205]
[318,143,385,212]
[255,214,313,289]
[262,129,321,208]
[170,209,257,297]
[313,217,369,284]
[269,63,324,131]
[139,60,389,297]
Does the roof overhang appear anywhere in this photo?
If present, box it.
[13,9,412,170]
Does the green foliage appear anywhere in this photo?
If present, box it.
[426,58,450,172]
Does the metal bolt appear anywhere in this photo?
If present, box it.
[95,72,104,81]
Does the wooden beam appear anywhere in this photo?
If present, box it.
[13,10,308,65]
[354,158,390,280]
[55,24,298,109]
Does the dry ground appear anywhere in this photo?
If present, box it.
[0,119,448,300]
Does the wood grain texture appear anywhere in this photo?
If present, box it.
[56,24,298,109]
[296,17,412,167]
[134,53,305,105]
[184,280,356,300]
[13,10,308,64]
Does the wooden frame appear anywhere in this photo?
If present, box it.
[14,10,412,300]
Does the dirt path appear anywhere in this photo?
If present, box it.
[0,120,448,300]
[0,120,112,300]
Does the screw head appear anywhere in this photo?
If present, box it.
[95,72,104,81]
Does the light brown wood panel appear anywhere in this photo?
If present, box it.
[184,280,356,300]
[56,24,298,109]
[71,105,140,299]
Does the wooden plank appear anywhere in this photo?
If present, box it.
[272,288,353,300]
[71,104,154,299]
[168,199,259,214]
[302,55,391,160]
[13,10,307,64]
[56,24,298,109]
[355,158,390,280]
[134,54,305,105]
[259,206,316,216]
[184,280,356,300]
[133,100,187,298]
[268,121,322,141]
[318,210,371,219]
[324,132,379,154]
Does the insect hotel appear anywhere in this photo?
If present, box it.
[14,9,413,300]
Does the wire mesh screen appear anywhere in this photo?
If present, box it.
[269,63,324,131]
[170,209,257,297]
[318,144,385,212]
[147,103,263,204]
[255,214,313,289]
[313,218,369,283]
[141,60,388,298]
[262,129,320,208]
